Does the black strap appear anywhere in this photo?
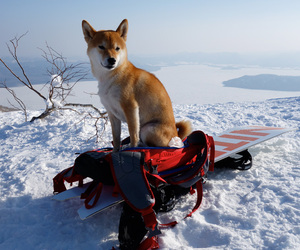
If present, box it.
[215,150,252,170]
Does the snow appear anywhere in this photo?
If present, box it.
[0,63,300,249]
[51,74,63,87]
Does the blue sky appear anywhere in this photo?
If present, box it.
[1,0,300,60]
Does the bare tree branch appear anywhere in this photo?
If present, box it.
[85,113,109,143]
[0,81,28,121]
[29,107,56,122]
[0,33,108,142]
[39,44,89,107]
[7,32,32,87]
[0,33,47,101]
[65,103,107,118]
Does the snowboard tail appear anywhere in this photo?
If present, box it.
[213,126,292,162]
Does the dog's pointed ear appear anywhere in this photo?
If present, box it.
[82,20,96,43]
[116,19,128,41]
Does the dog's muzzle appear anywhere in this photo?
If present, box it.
[102,57,116,70]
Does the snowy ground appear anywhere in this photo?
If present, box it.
[0,64,299,249]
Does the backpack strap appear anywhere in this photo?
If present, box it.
[53,166,85,194]
[207,135,215,171]
[159,179,204,229]
[110,151,161,236]
[137,235,159,250]
[80,181,104,209]
[185,180,203,218]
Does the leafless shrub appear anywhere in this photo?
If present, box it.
[0,33,107,142]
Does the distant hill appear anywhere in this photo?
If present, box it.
[0,58,94,87]
[223,74,300,91]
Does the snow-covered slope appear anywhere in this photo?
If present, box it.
[0,94,299,249]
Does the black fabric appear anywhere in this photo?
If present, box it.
[74,152,114,185]
[118,184,192,249]
[118,203,148,250]
[214,150,252,170]
[152,185,176,213]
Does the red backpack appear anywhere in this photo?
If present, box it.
[53,130,215,249]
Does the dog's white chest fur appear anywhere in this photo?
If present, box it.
[98,81,126,122]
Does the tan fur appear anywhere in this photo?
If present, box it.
[82,19,192,151]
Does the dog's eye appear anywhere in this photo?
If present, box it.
[99,45,105,50]
[115,47,120,51]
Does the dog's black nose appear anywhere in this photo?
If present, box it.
[107,57,116,65]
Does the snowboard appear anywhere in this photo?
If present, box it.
[53,125,293,220]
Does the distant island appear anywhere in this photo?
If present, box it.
[223,74,300,91]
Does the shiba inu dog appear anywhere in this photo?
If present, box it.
[82,19,192,151]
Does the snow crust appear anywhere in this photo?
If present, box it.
[0,64,299,249]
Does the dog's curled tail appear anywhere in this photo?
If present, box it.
[176,120,192,139]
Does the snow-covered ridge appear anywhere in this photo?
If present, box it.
[0,95,299,249]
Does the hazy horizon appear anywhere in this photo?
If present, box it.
[2,50,300,88]
[1,0,300,60]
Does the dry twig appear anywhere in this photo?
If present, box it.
[0,33,108,142]
[0,81,28,121]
